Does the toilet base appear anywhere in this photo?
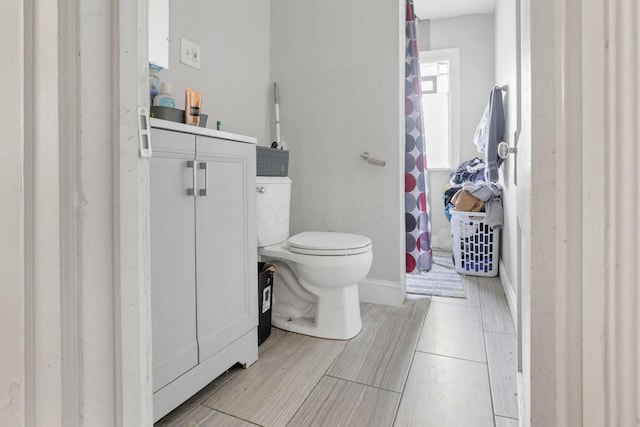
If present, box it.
[271,283,362,340]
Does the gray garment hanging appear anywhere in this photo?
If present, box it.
[473,86,505,183]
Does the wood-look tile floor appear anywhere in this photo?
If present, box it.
[156,276,518,426]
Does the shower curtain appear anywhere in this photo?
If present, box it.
[405,0,432,273]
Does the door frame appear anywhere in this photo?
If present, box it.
[520,0,584,424]
[521,0,639,425]
[2,0,152,425]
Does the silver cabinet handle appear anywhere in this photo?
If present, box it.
[187,160,197,196]
[198,162,209,196]
[256,186,267,194]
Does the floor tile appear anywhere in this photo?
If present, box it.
[157,284,522,427]
[394,352,494,427]
[327,298,429,392]
[479,277,516,334]
[495,415,519,427]
[416,301,486,363]
[288,376,400,427]
[258,327,287,356]
[203,332,346,427]
[485,332,519,419]
[365,295,431,322]
[155,367,242,426]
[431,276,480,307]
[159,405,258,427]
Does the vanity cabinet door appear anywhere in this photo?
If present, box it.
[150,129,199,392]
[194,136,257,363]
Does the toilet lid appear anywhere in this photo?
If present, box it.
[287,232,372,256]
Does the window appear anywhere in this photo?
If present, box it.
[419,48,460,170]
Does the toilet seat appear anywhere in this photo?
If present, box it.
[287,231,372,256]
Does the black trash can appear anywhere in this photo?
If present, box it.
[257,262,275,345]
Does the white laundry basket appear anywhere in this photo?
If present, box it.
[450,210,499,277]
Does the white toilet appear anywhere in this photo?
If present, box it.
[256,177,373,340]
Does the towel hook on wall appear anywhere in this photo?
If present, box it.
[499,85,508,92]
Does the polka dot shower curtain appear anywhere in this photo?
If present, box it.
[405,0,432,273]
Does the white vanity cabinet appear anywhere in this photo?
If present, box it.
[150,121,258,422]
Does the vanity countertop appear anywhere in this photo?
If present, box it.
[150,118,257,145]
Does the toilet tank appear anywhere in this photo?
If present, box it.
[256,176,292,247]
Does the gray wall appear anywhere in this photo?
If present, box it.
[159,0,404,286]
[270,0,404,283]
[156,2,497,288]
[417,19,430,51]
[429,14,495,162]
[418,14,495,250]
[158,0,271,146]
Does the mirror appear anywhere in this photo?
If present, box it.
[149,0,169,69]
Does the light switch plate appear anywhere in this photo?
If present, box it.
[191,44,201,69]
[180,37,201,69]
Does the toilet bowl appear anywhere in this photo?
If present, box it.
[256,177,373,340]
[259,232,372,339]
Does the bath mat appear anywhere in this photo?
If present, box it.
[406,250,466,298]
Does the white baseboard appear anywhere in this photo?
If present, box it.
[358,277,405,306]
[499,259,517,327]
[502,261,522,426]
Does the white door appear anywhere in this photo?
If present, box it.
[515,0,532,422]
[516,0,581,424]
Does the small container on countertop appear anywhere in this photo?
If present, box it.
[153,82,176,108]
